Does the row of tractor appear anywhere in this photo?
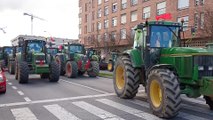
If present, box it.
[0,36,100,84]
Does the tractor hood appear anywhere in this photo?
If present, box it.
[161,47,213,56]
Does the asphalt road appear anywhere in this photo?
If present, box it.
[0,72,213,120]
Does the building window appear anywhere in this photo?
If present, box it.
[195,0,199,5]
[143,6,151,19]
[121,14,127,24]
[85,14,88,22]
[104,19,109,29]
[92,11,95,20]
[131,0,138,6]
[157,1,166,15]
[178,0,189,9]
[84,26,87,34]
[85,3,88,12]
[105,0,108,2]
[104,6,109,16]
[112,3,118,13]
[177,16,189,31]
[79,17,82,24]
[143,0,149,2]
[104,33,108,41]
[121,0,127,9]
[98,0,102,5]
[112,17,117,27]
[194,13,199,29]
[111,31,117,40]
[120,28,126,39]
[92,23,95,32]
[200,12,204,29]
[97,8,101,18]
[200,0,205,5]
[79,28,81,34]
[79,7,82,13]
[97,34,101,42]
[97,22,101,30]
[131,11,137,22]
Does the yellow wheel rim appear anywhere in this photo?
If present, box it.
[115,65,125,89]
[108,63,112,71]
[150,80,162,108]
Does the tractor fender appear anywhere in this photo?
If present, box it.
[147,64,178,77]
[122,49,143,68]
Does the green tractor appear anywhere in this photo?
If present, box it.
[0,46,13,69]
[55,43,99,78]
[46,47,59,62]
[113,21,213,118]
[107,51,120,72]
[14,37,60,83]
[8,46,22,74]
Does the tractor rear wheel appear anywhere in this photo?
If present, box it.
[107,61,114,72]
[49,62,60,82]
[87,61,99,77]
[65,61,78,78]
[18,62,29,84]
[113,56,140,99]
[40,73,49,79]
[55,56,65,75]
[147,69,181,118]
[204,96,213,110]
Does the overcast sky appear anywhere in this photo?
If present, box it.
[0,0,79,46]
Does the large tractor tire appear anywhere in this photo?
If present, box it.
[204,96,213,110]
[18,62,29,84]
[65,61,78,78]
[107,60,114,72]
[87,61,99,77]
[147,69,181,118]
[49,62,60,82]
[55,56,65,75]
[113,56,140,99]
[40,73,49,79]
[9,61,15,74]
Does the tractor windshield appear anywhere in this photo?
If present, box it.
[150,25,180,48]
[47,48,58,55]
[4,47,13,54]
[69,45,83,53]
[27,41,44,53]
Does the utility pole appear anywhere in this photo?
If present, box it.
[23,13,45,35]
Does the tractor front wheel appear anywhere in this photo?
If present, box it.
[55,56,65,75]
[49,62,60,82]
[204,96,213,110]
[65,61,78,78]
[18,62,29,84]
[87,61,99,77]
[107,61,114,72]
[113,56,140,99]
[147,69,181,118]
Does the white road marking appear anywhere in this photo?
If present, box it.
[12,86,17,90]
[11,107,38,120]
[8,82,12,85]
[128,99,210,120]
[24,97,31,102]
[44,104,80,120]
[0,93,115,108]
[96,99,161,120]
[17,91,24,96]
[73,101,124,120]
[60,79,109,94]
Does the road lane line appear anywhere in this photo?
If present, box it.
[128,99,210,120]
[17,91,24,96]
[60,79,109,94]
[12,86,17,90]
[8,82,12,85]
[0,93,115,108]
[96,99,161,120]
[73,101,124,120]
[44,104,80,120]
[11,107,38,120]
[24,97,31,102]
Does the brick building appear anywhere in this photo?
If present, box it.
[79,0,213,58]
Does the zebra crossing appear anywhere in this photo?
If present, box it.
[7,97,213,120]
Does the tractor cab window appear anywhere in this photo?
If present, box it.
[4,48,13,54]
[27,41,44,53]
[150,25,180,48]
[133,28,146,49]
[69,45,83,54]
[47,48,58,55]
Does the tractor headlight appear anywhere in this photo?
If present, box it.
[198,66,204,71]
[208,66,213,71]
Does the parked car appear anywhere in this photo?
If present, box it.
[0,68,6,94]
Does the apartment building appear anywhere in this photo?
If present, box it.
[79,0,213,57]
